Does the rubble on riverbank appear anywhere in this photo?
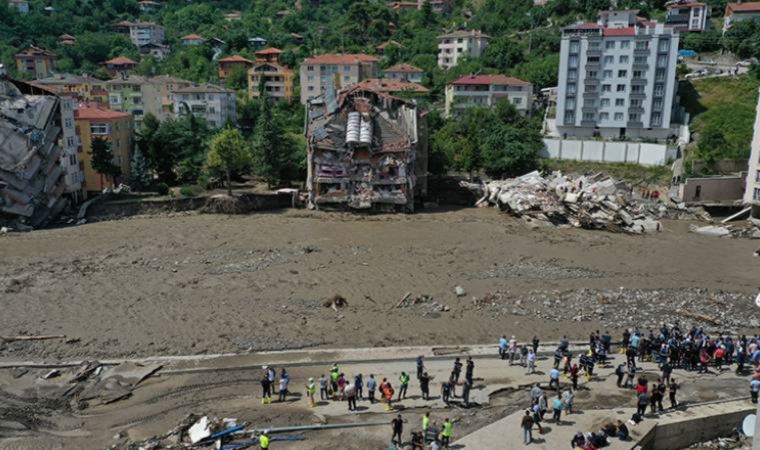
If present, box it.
[461,171,709,233]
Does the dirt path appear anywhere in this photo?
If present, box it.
[0,208,757,361]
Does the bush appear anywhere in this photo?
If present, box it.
[155,182,170,196]
[179,185,203,197]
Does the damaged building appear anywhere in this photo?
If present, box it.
[305,85,428,212]
[0,68,83,229]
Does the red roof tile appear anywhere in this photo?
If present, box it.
[182,34,204,40]
[303,53,378,65]
[355,78,429,93]
[727,1,760,13]
[451,74,531,86]
[75,107,131,120]
[255,47,284,55]
[603,27,636,36]
[218,55,254,64]
[105,57,137,65]
[385,63,424,73]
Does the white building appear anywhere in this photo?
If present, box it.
[383,63,425,83]
[172,84,237,129]
[555,10,680,140]
[58,94,84,195]
[745,87,760,217]
[444,74,533,117]
[723,2,760,33]
[437,30,490,69]
[116,21,165,47]
[665,1,711,32]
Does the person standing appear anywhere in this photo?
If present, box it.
[532,335,540,354]
[616,362,626,388]
[452,358,463,386]
[668,378,679,408]
[661,361,672,384]
[624,362,636,388]
[260,367,272,405]
[319,374,328,401]
[521,410,534,445]
[422,412,430,437]
[391,414,404,446]
[637,390,649,417]
[416,355,425,380]
[751,378,760,404]
[465,357,475,385]
[441,380,451,405]
[258,430,270,450]
[330,365,339,399]
[398,372,410,400]
[278,373,289,402]
[367,374,377,404]
[656,380,666,412]
[569,363,579,390]
[499,336,508,360]
[345,382,357,411]
[509,336,518,366]
[306,377,316,407]
[527,349,536,374]
[462,380,471,408]
[549,367,560,392]
[419,372,430,400]
[649,383,661,414]
[355,373,364,400]
[383,381,395,411]
[552,395,562,423]
[441,418,453,448]
[562,388,575,415]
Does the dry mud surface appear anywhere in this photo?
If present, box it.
[0,208,758,361]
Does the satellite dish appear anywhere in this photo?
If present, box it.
[742,414,755,437]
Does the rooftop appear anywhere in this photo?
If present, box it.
[218,55,254,64]
[666,1,705,8]
[603,27,637,36]
[303,53,378,65]
[726,2,760,13]
[34,73,103,85]
[437,29,490,40]
[354,78,429,93]
[105,57,138,65]
[182,34,205,41]
[451,74,531,86]
[172,83,234,94]
[384,63,424,73]
[75,107,131,121]
[376,40,405,49]
[15,46,56,58]
[255,47,284,56]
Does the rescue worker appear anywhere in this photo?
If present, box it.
[422,411,430,436]
[398,371,410,400]
[382,381,395,411]
[306,377,316,407]
[441,418,453,448]
[259,430,270,449]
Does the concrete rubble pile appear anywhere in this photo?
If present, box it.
[462,171,667,233]
[0,78,68,229]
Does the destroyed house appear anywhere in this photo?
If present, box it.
[305,86,428,212]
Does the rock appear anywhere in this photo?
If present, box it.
[454,286,466,297]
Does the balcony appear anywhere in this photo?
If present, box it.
[630,92,647,99]
[634,48,650,56]
[586,48,602,58]
[582,105,598,113]
[628,106,645,114]
[627,120,644,128]
[585,61,601,70]
[631,78,648,86]
[584,77,600,86]
[581,120,597,127]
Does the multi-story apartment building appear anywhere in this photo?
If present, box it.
[555,10,680,139]
[248,48,294,101]
[746,87,760,217]
[33,74,104,100]
[299,54,379,104]
[723,2,760,33]
[74,106,133,192]
[105,75,147,125]
[383,63,425,82]
[172,84,237,129]
[217,55,254,81]
[444,74,533,117]
[437,30,490,69]
[149,75,194,121]
[115,21,165,47]
[104,57,138,78]
[665,1,711,32]
[14,46,56,78]
[106,75,195,124]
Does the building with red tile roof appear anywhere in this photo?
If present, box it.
[74,106,133,192]
[14,46,57,78]
[445,74,533,117]
[217,55,254,80]
[354,78,429,95]
[724,2,760,32]
[665,1,711,32]
[384,63,426,82]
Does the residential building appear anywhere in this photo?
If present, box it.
[555,10,680,139]
[419,0,453,13]
[172,84,237,129]
[137,0,161,13]
[106,75,194,123]
[248,49,294,101]
[33,73,107,103]
[182,34,206,46]
[248,37,268,49]
[376,40,404,57]
[353,78,429,96]
[746,87,760,217]
[290,33,305,44]
[7,0,28,13]
[104,57,138,77]
[383,63,425,82]
[105,75,147,123]
[115,21,165,47]
[58,34,76,46]
[139,42,171,61]
[217,55,254,81]
[724,2,760,33]
[14,47,57,78]
[75,106,133,192]
[305,84,428,212]
[445,74,533,117]
[299,53,380,104]
[665,1,711,32]
[437,30,490,69]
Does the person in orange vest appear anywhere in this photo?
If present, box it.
[382,381,395,411]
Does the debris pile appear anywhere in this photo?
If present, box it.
[690,224,760,239]
[462,171,675,233]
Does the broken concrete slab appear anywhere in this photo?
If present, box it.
[690,225,732,238]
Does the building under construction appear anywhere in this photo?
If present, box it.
[305,84,428,212]
[0,68,83,229]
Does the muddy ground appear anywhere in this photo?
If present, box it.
[0,208,758,361]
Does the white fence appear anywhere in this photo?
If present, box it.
[541,139,677,166]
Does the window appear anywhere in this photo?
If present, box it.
[655,68,666,81]
[589,41,601,49]
[658,40,670,52]
[583,112,594,120]
[603,70,612,79]
[586,99,597,107]
[621,41,630,49]
[602,84,611,92]
[756,171,760,183]
[567,83,577,94]
[653,98,663,110]
[651,112,662,126]
[634,56,648,64]
[564,111,575,122]
[654,84,664,96]
[588,70,598,79]
[631,85,643,93]
[600,112,609,120]
[586,84,598,92]
[109,96,121,105]
[569,41,580,53]
[615,98,625,106]
[633,70,642,78]
[629,113,639,121]
[618,70,627,77]
[588,56,600,63]
[657,55,668,67]
[569,55,579,67]
[567,69,577,80]
[512,97,522,105]
[307,86,314,91]
[636,41,649,50]
[90,123,109,135]
[566,98,576,109]
[619,55,629,64]
[614,112,624,121]
[754,188,760,201]
[66,136,75,147]
[631,99,641,107]
[617,84,626,92]
[343,65,351,71]
[307,75,315,81]
[601,98,610,107]
[64,118,73,129]
[603,55,614,64]
[606,41,615,49]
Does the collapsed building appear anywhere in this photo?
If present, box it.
[305,85,428,212]
[0,68,83,229]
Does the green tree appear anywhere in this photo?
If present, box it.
[206,127,252,195]
[90,137,121,186]
[251,95,287,187]
[128,148,151,191]
[225,65,249,90]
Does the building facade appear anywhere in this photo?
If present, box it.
[182,34,206,46]
[74,107,133,192]
[746,87,760,217]
[299,54,379,104]
[139,42,171,61]
[555,10,680,139]
[437,30,490,69]
[383,63,425,82]
[724,2,760,33]
[105,75,147,125]
[444,74,532,117]
[14,47,56,78]
[172,84,237,129]
[665,1,711,32]
[217,55,254,81]
[248,50,294,102]
[104,57,138,77]
[116,21,165,47]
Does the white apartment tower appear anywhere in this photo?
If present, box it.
[556,10,680,140]
[745,87,760,217]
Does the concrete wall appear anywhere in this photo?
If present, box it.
[541,138,673,166]
[678,176,745,204]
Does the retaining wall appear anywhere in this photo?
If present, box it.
[541,139,676,166]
